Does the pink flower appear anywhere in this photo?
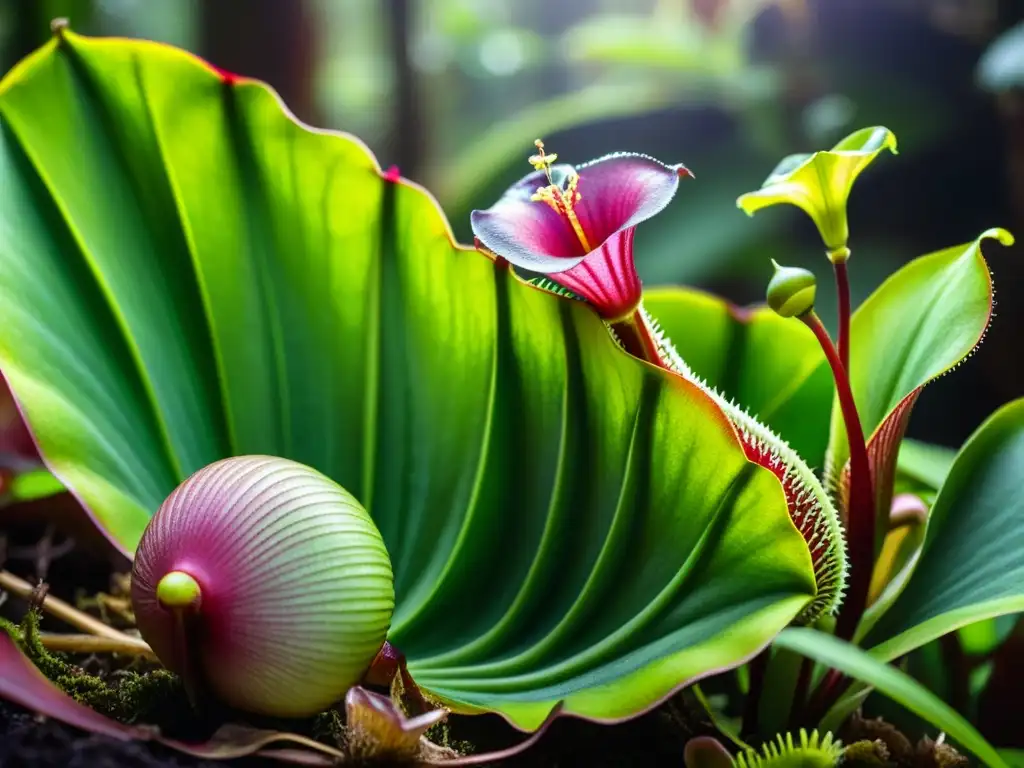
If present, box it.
[471,142,690,320]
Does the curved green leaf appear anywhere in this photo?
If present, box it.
[894,438,956,502]
[896,438,956,491]
[0,31,817,730]
[643,287,831,467]
[864,398,1024,661]
[775,628,1008,768]
[825,229,1013,542]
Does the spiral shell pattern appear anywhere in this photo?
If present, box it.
[131,456,394,717]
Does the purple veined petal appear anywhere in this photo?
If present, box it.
[470,166,588,272]
[554,229,643,320]
[470,153,689,275]
[572,152,689,246]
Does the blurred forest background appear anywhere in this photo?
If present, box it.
[1,0,1023,451]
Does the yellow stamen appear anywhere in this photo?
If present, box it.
[527,139,592,252]
[562,173,591,251]
[529,139,558,183]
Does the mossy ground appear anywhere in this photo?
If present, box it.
[0,523,977,767]
[0,595,723,766]
[1,609,184,726]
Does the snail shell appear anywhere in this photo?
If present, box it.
[130,455,394,717]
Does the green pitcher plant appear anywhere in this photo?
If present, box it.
[0,24,1022,767]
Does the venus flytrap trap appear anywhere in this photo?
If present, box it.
[684,730,851,768]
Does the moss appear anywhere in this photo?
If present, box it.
[424,718,475,757]
[11,609,76,680]
[311,707,346,748]
[734,730,844,768]
[10,608,186,724]
[843,739,892,767]
[0,614,21,642]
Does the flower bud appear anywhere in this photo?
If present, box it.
[767,260,816,318]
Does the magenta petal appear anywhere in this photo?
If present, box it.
[573,152,687,246]
[554,229,642,319]
[470,153,686,275]
[470,166,588,271]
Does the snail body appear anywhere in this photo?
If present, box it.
[131,455,394,717]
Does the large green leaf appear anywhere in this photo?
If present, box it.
[893,437,957,503]
[643,287,831,467]
[863,399,1024,660]
[896,438,956,492]
[0,31,817,730]
[776,628,1008,768]
[824,230,1013,541]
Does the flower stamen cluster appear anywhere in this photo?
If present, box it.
[528,140,592,251]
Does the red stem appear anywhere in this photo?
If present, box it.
[804,667,849,724]
[800,311,874,642]
[834,260,851,372]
